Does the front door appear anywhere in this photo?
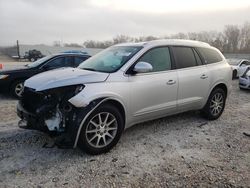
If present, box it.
[128,47,178,123]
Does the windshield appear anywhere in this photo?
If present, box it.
[78,46,143,73]
[27,55,53,68]
[245,68,250,76]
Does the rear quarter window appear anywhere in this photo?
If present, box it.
[197,47,223,64]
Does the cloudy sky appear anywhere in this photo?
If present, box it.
[0,0,250,46]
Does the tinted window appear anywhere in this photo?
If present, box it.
[197,47,223,64]
[44,57,65,69]
[172,47,197,69]
[75,56,89,66]
[193,49,203,65]
[138,47,171,72]
[65,56,74,67]
[240,61,250,66]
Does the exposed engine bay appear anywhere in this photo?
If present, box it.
[17,84,98,148]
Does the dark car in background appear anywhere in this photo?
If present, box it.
[24,49,45,62]
[0,52,91,98]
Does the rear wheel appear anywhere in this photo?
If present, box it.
[201,88,226,120]
[10,80,24,98]
[78,104,124,155]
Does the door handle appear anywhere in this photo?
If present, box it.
[166,80,176,85]
[200,74,208,79]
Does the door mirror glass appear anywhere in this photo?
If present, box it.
[133,62,153,73]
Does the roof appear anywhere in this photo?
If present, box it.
[115,39,211,48]
[19,45,102,57]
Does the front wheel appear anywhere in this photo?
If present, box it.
[10,80,24,98]
[78,104,124,155]
[201,88,226,120]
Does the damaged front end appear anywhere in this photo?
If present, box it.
[17,85,87,147]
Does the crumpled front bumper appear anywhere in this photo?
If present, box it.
[17,101,48,131]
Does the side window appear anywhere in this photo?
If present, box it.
[240,61,250,67]
[65,56,74,67]
[172,47,197,69]
[74,56,89,66]
[44,57,65,69]
[138,47,171,72]
[193,49,203,66]
[197,47,223,64]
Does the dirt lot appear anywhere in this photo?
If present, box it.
[0,59,250,187]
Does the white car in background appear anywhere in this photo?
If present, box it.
[239,66,250,90]
[229,59,250,79]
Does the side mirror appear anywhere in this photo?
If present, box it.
[133,62,153,73]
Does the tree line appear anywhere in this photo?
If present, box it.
[80,22,250,53]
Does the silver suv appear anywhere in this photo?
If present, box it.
[17,40,232,154]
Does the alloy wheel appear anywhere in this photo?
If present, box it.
[210,93,224,116]
[15,82,24,97]
[85,112,118,148]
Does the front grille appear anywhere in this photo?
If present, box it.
[21,87,45,113]
[239,83,246,86]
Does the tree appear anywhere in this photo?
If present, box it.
[53,41,61,47]
[64,43,82,47]
[223,25,240,53]
[239,22,250,52]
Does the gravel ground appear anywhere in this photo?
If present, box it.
[0,76,250,187]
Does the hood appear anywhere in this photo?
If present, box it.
[230,65,238,69]
[25,68,109,91]
[0,66,31,74]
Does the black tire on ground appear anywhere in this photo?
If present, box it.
[78,103,124,155]
[10,80,24,98]
[201,87,226,120]
[232,70,237,79]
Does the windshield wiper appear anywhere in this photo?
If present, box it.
[82,68,97,71]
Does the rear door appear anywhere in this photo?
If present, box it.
[74,56,90,67]
[172,46,210,112]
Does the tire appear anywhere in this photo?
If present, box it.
[201,88,226,120]
[10,80,24,98]
[78,103,124,155]
[232,70,237,79]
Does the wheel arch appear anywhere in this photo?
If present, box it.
[9,78,27,94]
[202,81,229,110]
[73,97,126,148]
[102,99,126,124]
[211,83,228,97]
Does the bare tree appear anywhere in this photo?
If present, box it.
[223,25,240,53]
[113,35,134,44]
[239,22,250,52]
[53,41,61,47]
[81,22,250,53]
[64,43,82,47]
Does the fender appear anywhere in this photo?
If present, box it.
[72,97,125,148]
[203,80,230,109]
